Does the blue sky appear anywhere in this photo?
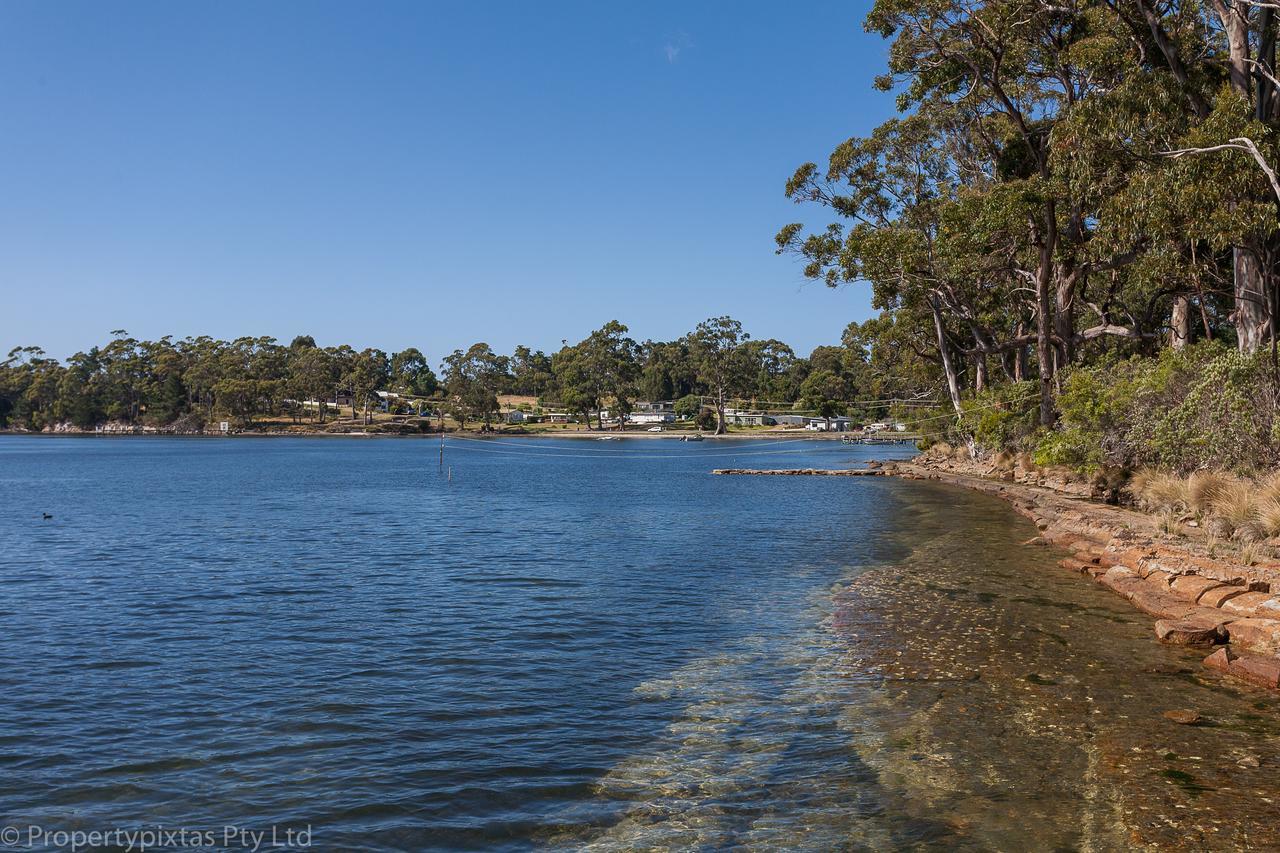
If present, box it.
[0,1,893,365]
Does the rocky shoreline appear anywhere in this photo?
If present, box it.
[720,457,1280,692]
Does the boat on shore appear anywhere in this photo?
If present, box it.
[681,434,705,442]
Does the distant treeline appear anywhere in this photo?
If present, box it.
[0,317,931,434]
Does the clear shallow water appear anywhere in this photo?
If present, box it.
[3,435,1280,851]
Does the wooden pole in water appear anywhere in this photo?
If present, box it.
[439,430,444,467]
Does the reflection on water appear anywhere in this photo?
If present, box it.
[2,437,1279,850]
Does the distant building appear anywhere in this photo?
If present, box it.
[723,408,776,427]
[634,400,675,413]
[626,411,676,425]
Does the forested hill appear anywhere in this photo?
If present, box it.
[0,318,924,434]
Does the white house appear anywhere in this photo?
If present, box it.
[627,411,676,425]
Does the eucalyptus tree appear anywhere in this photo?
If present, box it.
[509,345,554,397]
[288,346,336,422]
[348,348,390,424]
[689,316,751,434]
[441,343,505,428]
[552,321,639,429]
[389,348,439,409]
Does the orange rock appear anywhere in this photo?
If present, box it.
[1203,647,1235,673]
[1199,585,1249,609]
[1155,619,1226,646]
[1221,592,1280,618]
[1225,618,1280,655]
[1171,575,1229,602]
[1230,655,1280,689]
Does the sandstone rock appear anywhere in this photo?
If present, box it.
[1221,592,1280,618]
[1203,647,1235,673]
[1156,619,1227,645]
[1127,586,1205,621]
[1170,574,1229,603]
[1230,655,1280,689]
[1162,709,1202,724]
[1225,618,1280,655]
[1058,558,1090,574]
[1198,585,1248,609]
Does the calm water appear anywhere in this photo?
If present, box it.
[3,435,1280,851]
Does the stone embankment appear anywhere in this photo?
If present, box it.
[717,458,1280,691]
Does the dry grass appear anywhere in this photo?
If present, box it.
[1140,472,1189,512]
[1211,480,1257,528]
[1156,508,1182,536]
[1187,471,1232,516]
[1258,495,1280,538]
[931,442,954,458]
[1016,452,1037,473]
[1258,470,1280,506]
[993,450,1015,471]
[1127,468,1155,502]
[1239,541,1262,566]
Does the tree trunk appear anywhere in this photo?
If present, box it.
[929,297,964,416]
[1234,248,1269,353]
[1170,296,1190,350]
[715,387,727,434]
[1036,246,1057,427]
[1210,0,1271,352]
[1013,321,1027,382]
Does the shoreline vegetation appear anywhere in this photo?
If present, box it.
[0,319,927,439]
[767,0,1280,551]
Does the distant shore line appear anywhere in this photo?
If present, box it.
[0,428,906,442]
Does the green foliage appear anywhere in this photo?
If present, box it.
[1033,343,1280,474]
[957,382,1040,454]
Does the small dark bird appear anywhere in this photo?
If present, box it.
[42,513,52,520]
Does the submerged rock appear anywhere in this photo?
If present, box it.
[1161,709,1201,725]
[1154,619,1225,646]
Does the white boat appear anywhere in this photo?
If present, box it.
[596,435,622,441]
[681,434,705,442]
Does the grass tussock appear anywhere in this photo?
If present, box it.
[1187,471,1232,516]
[1156,508,1182,536]
[1258,496,1280,538]
[1211,480,1257,529]
[1127,467,1280,545]
[1134,470,1189,512]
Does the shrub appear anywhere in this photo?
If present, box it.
[1035,342,1280,474]
[956,381,1039,454]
